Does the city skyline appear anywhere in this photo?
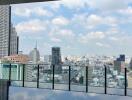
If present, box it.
[11,0,132,56]
[1,0,132,100]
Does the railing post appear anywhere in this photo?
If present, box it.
[125,68,127,96]
[7,80,10,100]
[22,64,25,87]
[69,66,71,91]
[37,64,40,88]
[52,64,55,90]
[86,66,88,93]
[9,63,11,85]
[104,65,107,94]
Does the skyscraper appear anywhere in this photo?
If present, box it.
[51,47,62,73]
[10,26,19,55]
[116,54,125,61]
[0,5,19,58]
[29,43,40,64]
[52,47,61,65]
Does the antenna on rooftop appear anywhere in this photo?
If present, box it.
[35,40,37,49]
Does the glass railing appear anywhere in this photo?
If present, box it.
[0,63,130,96]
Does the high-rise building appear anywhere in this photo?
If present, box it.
[116,54,125,61]
[52,47,61,65]
[10,27,19,55]
[0,5,19,58]
[114,60,125,74]
[29,44,40,64]
[51,47,62,73]
[114,54,125,74]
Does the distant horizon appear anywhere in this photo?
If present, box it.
[20,46,132,58]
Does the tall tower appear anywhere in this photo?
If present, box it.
[0,5,19,58]
[29,42,40,64]
[10,26,19,55]
[51,47,62,74]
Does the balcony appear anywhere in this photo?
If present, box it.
[1,63,132,97]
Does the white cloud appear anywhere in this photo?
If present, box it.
[86,14,102,28]
[13,8,31,17]
[52,16,69,26]
[87,15,118,27]
[96,42,110,48]
[109,37,119,41]
[106,27,119,35]
[71,14,87,28]
[86,0,130,11]
[33,7,53,17]
[105,16,118,26]
[72,14,118,29]
[79,31,105,43]
[89,31,105,39]
[119,7,132,16]
[50,28,74,37]
[48,0,87,10]
[96,42,104,47]
[49,28,75,42]
[47,0,131,11]
[50,37,62,42]
[60,0,86,9]
[13,6,52,17]
[57,29,75,37]
[115,35,132,45]
[16,19,47,34]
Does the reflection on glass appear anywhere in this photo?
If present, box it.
[70,65,86,92]
[88,64,105,94]
[24,64,37,88]
[107,64,125,95]
[39,64,52,89]
[0,63,10,80]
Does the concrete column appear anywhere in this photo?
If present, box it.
[0,79,10,100]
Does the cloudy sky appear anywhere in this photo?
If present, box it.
[11,0,132,57]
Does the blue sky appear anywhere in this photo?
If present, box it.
[11,0,132,57]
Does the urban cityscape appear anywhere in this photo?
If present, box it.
[0,0,132,100]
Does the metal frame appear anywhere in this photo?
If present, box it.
[0,0,58,5]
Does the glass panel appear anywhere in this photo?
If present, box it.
[127,68,132,96]
[11,64,23,87]
[24,64,37,88]
[0,63,10,80]
[39,64,52,89]
[70,65,86,92]
[88,65,105,94]
[107,66,125,95]
[54,65,69,90]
